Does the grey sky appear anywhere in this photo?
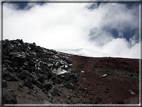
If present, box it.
[2,1,141,59]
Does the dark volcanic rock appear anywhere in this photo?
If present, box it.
[52,76,62,84]
[44,82,53,91]
[10,52,26,62]
[17,67,23,73]
[6,67,14,73]
[36,81,43,89]
[30,72,38,80]
[5,72,18,81]
[2,80,7,87]
[2,92,17,104]
[50,87,59,96]
[63,73,71,81]
[24,78,33,88]
[64,82,74,90]
[18,70,29,80]
[38,74,46,83]
[1,39,78,103]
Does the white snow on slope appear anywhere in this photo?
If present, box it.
[56,48,140,59]
[56,48,112,57]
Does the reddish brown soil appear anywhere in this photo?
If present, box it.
[68,54,140,104]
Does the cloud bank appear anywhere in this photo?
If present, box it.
[3,2,140,59]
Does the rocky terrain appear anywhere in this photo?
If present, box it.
[1,39,140,105]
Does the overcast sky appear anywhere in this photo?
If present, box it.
[2,1,141,59]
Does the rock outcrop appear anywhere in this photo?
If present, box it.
[2,39,79,104]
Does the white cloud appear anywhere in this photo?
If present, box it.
[3,2,140,59]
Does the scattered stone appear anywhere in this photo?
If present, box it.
[47,71,53,79]
[26,91,31,95]
[53,76,62,84]
[92,101,98,104]
[6,73,18,81]
[33,87,38,94]
[7,67,14,73]
[52,67,68,75]
[64,82,74,90]
[44,82,52,91]
[129,90,135,95]
[63,73,71,81]
[31,78,37,85]
[81,71,84,73]
[24,78,33,88]
[123,72,126,75]
[10,52,26,62]
[80,87,87,92]
[36,81,43,89]
[67,95,71,100]
[47,93,53,98]
[104,90,108,93]
[131,91,135,95]
[7,89,15,92]
[50,87,58,96]
[43,100,52,104]
[30,72,38,80]
[18,70,29,80]
[17,67,23,73]
[2,80,7,87]
[102,74,107,78]
[38,74,46,83]
[17,87,22,92]
[130,74,133,77]
[2,92,17,104]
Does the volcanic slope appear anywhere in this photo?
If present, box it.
[1,39,139,104]
[68,54,140,104]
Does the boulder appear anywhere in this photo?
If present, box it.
[63,73,71,81]
[50,87,58,96]
[81,71,84,73]
[6,73,18,81]
[10,52,26,62]
[52,77,62,84]
[67,95,71,100]
[47,71,53,79]
[28,58,37,66]
[38,74,46,83]
[36,81,43,89]
[2,80,7,87]
[17,67,23,73]
[7,89,15,92]
[2,92,17,104]
[102,74,107,78]
[43,100,52,104]
[18,70,29,79]
[24,78,33,88]
[18,82,23,88]
[92,101,98,104]
[29,43,36,50]
[130,74,133,77]
[44,82,53,91]
[52,67,68,75]
[64,82,74,90]
[31,78,37,85]
[6,67,14,73]
[30,72,38,80]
